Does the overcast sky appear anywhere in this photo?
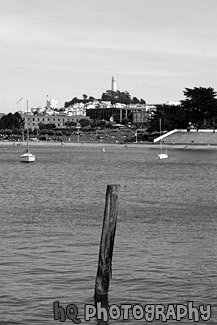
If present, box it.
[1,0,217,113]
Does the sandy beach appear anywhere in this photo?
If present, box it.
[1,140,217,150]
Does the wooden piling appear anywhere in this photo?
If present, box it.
[94,184,120,301]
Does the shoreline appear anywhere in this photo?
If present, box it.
[1,140,217,150]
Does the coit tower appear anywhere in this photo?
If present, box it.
[111,76,117,92]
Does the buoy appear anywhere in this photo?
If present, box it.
[103,148,105,152]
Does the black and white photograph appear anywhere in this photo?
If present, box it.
[0,0,216,324]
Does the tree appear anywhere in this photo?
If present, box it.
[39,123,56,130]
[121,118,129,126]
[64,97,81,108]
[40,129,48,135]
[14,112,25,129]
[101,90,132,104]
[0,112,24,130]
[90,119,107,128]
[181,87,217,126]
[48,130,56,136]
[132,97,140,104]
[147,104,188,133]
[65,121,77,127]
[79,118,91,128]
[118,91,132,105]
[140,98,146,104]
[101,90,117,103]
[38,122,45,130]
[82,94,88,101]
[4,129,12,135]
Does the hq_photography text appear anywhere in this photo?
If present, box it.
[53,301,212,323]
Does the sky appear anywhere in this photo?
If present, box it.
[1,0,217,113]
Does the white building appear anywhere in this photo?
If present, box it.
[164,101,181,106]
[21,113,89,130]
[66,102,86,116]
[46,97,58,109]
[31,106,45,114]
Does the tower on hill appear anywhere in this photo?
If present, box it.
[111,76,117,92]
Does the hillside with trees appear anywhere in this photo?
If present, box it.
[101,90,146,105]
[147,87,217,132]
[64,90,146,107]
[64,87,217,133]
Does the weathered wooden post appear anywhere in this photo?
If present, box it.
[94,184,120,301]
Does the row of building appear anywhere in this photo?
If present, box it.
[2,77,181,130]
[19,96,160,130]
[16,75,181,129]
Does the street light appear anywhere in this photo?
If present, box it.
[76,123,81,142]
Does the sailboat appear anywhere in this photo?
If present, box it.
[157,118,168,160]
[20,100,35,163]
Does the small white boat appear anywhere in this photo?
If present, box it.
[20,100,35,163]
[157,118,168,160]
[20,152,35,163]
[157,152,168,160]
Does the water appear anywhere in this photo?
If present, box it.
[0,144,216,324]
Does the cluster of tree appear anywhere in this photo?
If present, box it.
[64,90,146,108]
[39,129,63,136]
[38,122,56,130]
[147,87,217,133]
[0,112,24,130]
[101,90,146,105]
[65,118,113,129]
[181,87,217,127]
[65,94,96,108]
[147,104,188,133]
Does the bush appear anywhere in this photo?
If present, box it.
[39,135,47,141]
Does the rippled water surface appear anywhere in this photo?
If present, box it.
[0,144,217,324]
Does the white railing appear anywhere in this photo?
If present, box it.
[153,128,215,143]
[153,129,180,143]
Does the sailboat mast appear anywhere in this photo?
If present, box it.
[159,118,162,153]
[26,100,29,153]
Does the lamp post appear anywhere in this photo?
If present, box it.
[22,129,24,142]
[76,123,81,142]
[36,125,39,139]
